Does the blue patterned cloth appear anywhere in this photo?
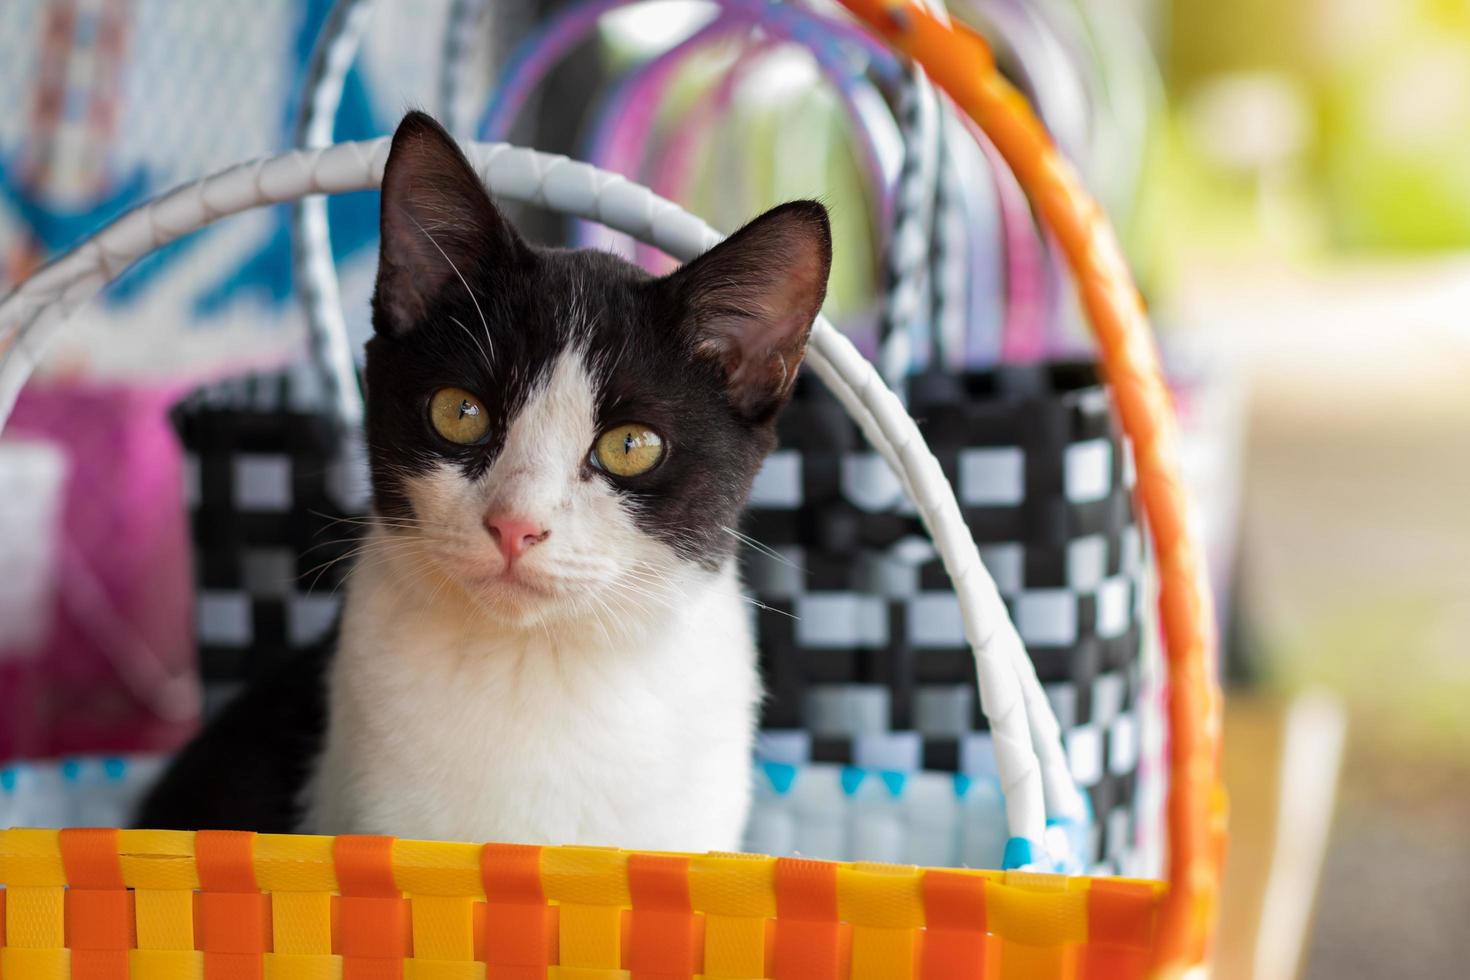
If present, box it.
[0,755,164,829]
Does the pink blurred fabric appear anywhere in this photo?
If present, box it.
[1,378,200,761]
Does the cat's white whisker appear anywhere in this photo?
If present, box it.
[310,511,449,531]
[614,573,683,604]
[582,591,618,650]
[398,205,495,367]
[603,579,679,613]
[740,595,800,621]
[412,559,458,636]
[722,525,804,572]
[448,314,496,378]
[316,539,436,596]
[299,531,432,593]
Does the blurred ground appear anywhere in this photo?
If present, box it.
[1178,254,1470,978]
[1306,756,1470,978]
[1245,405,1470,979]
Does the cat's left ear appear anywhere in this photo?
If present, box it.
[664,201,832,421]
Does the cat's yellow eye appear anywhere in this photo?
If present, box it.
[593,424,665,477]
[429,387,491,445]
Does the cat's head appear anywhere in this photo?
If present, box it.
[362,111,830,629]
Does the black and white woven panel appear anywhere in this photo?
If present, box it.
[173,371,366,715]
[744,362,1147,869]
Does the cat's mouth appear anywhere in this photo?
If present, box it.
[491,567,556,595]
[392,532,569,616]
[460,559,563,604]
[407,560,563,628]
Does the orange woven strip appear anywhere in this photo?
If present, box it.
[627,853,700,979]
[59,829,125,890]
[0,886,5,980]
[197,831,258,893]
[59,828,132,980]
[481,843,556,979]
[334,835,409,980]
[832,1,1225,971]
[919,871,988,980]
[1080,881,1157,980]
[335,836,399,898]
[196,830,270,980]
[771,858,849,980]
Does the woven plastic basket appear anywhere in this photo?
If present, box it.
[0,4,1223,975]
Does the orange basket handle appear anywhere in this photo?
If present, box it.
[833,0,1227,970]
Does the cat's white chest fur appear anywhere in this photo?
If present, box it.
[304,548,759,851]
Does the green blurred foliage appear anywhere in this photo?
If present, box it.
[1163,0,1470,254]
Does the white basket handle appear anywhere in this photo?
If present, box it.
[0,139,1088,868]
[291,0,375,430]
[289,0,489,424]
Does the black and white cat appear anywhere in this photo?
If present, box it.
[137,111,831,851]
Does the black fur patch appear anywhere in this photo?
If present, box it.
[136,642,329,832]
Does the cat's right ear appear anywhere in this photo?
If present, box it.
[661,201,832,422]
[372,111,523,336]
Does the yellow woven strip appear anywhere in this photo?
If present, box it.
[135,889,196,950]
[394,840,483,898]
[264,952,344,980]
[255,834,338,892]
[549,968,629,980]
[271,891,334,955]
[850,925,916,980]
[700,915,767,979]
[540,847,629,907]
[687,853,776,919]
[1003,870,1083,888]
[837,863,925,929]
[409,895,476,961]
[988,874,1089,948]
[129,948,204,980]
[119,830,200,890]
[403,960,487,980]
[4,885,65,947]
[0,947,69,980]
[556,903,622,970]
[997,941,1077,980]
[0,829,64,886]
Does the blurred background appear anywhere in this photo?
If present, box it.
[0,1,1467,976]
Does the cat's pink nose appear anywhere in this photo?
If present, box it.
[485,513,550,562]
